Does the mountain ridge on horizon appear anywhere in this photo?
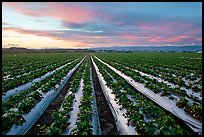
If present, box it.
[88,45,202,52]
[2,45,202,52]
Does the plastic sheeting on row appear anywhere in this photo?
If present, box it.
[2,58,80,102]
[3,63,53,81]
[61,79,84,135]
[115,61,201,101]
[93,55,202,135]
[91,56,137,135]
[61,65,101,135]
[90,66,102,135]
[2,57,85,135]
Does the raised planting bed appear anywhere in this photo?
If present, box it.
[92,55,201,135]
[2,57,85,135]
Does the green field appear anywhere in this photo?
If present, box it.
[2,52,202,135]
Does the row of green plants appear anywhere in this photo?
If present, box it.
[123,60,202,121]
[3,54,51,77]
[3,62,52,81]
[92,56,191,135]
[125,60,202,94]
[46,58,96,135]
[93,55,202,121]
[2,57,81,93]
[45,58,86,135]
[95,52,201,76]
[93,52,201,93]
[2,53,84,78]
[2,58,82,132]
[71,57,94,135]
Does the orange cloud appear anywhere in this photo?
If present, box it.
[3,27,52,37]
[2,28,88,48]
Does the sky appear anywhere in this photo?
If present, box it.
[2,2,202,49]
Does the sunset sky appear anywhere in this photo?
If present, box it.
[2,2,202,49]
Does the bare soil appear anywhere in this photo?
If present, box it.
[90,56,118,135]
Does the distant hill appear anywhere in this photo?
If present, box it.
[2,47,91,53]
[2,46,202,53]
[2,47,30,53]
[89,46,202,52]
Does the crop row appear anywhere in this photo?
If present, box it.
[2,57,82,94]
[113,59,201,121]
[114,61,202,96]
[71,57,94,135]
[3,63,52,81]
[93,53,201,92]
[91,56,136,135]
[92,56,191,135]
[2,53,81,78]
[2,58,81,133]
[110,52,201,75]
[2,54,68,77]
[93,55,202,121]
[43,57,99,135]
[45,58,86,135]
[93,55,202,134]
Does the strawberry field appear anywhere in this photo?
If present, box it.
[2,52,202,135]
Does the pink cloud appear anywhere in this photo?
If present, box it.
[3,2,44,16]
[197,37,202,42]
[136,20,199,35]
[3,2,99,24]
[148,36,165,42]
[47,3,98,23]
[120,34,137,40]
[148,35,191,43]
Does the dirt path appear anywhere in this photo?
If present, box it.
[26,63,81,135]
[90,56,118,135]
